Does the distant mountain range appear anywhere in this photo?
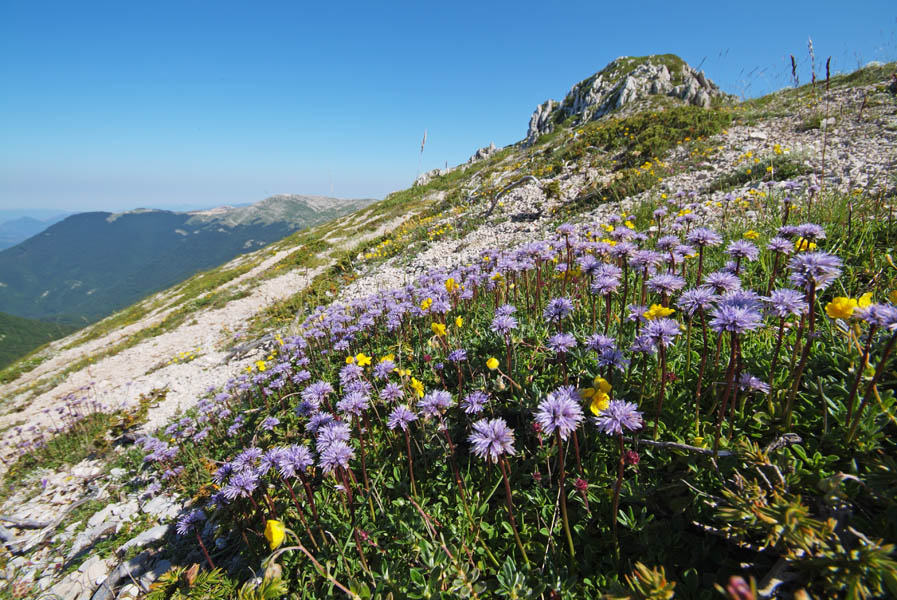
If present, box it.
[0,214,70,250]
[0,194,374,323]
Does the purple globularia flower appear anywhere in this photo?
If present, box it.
[630,335,657,355]
[317,421,351,450]
[586,334,616,352]
[718,290,764,312]
[738,373,771,395]
[417,389,453,419]
[594,400,643,435]
[543,297,575,322]
[468,418,516,463]
[176,509,207,536]
[302,381,334,405]
[232,447,262,471]
[705,271,742,294]
[448,349,468,363]
[547,333,577,354]
[765,288,808,318]
[591,275,620,296]
[461,391,489,415]
[534,386,584,440]
[627,304,649,323]
[339,363,364,384]
[495,304,517,317]
[337,391,369,417]
[709,305,763,334]
[726,240,759,262]
[261,417,280,431]
[766,237,794,255]
[491,314,519,337]
[788,252,843,292]
[597,346,629,370]
[629,250,663,272]
[387,405,417,431]
[686,227,723,248]
[676,286,717,317]
[855,304,897,330]
[794,223,826,241]
[373,360,395,379]
[318,440,355,474]
[656,235,681,251]
[647,273,686,295]
[643,318,681,348]
[306,412,334,434]
[380,382,404,402]
[277,445,314,479]
[222,470,259,500]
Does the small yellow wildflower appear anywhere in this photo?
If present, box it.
[486,357,499,370]
[795,238,817,252]
[589,391,610,416]
[643,304,675,320]
[355,353,372,367]
[624,220,635,229]
[380,354,395,363]
[431,322,446,336]
[420,297,433,311]
[858,292,873,308]
[264,519,285,551]
[825,297,858,320]
[345,356,355,364]
[445,278,458,293]
[410,377,425,398]
[256,360,267,372]
[743,230,760,240]
[455,316,463,328]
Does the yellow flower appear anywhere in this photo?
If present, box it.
[420,297,433,311]
[264,519,285,551]
[643,304,675,320]
[743,230,760,240]
[431,322,446,336]
[624,220,635,229]
[795,238,817,252]
[486,357,499,370]
[355,353,372,367]
[410,377,425,398]
[345,356,355,364]
[379,354,395,363]
[445,278,458,293]
[396,367,410,377]
[858,292,873,308]
[256,360,267,372]
[825,297,858,320]
[589,391,610,416]
[455,316,463,328]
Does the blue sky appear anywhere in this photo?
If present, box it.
[1,1,894,213]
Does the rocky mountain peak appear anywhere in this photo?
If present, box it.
[524,54,730,145]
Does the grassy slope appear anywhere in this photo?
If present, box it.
[0,312,76,369]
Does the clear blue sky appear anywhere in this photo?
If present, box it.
[1,1,894,212]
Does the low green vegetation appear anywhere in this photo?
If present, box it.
[0,312,76,370]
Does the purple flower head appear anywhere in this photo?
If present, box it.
[468,418,516,463]
[686,227,723,248]
[766,237,794,255]
[590,275,620,296]
[547,332,577,354]
[594,400,643,435]
[794,223,826,241]
[586,333,616,352]
[630,335,657,355]
[418,389,454,419]
[643,318,681,348]
[856,304,897,330]
[627,304,649,323]
[176,509,207,536]
[726,240,759,262]
[373,360,395,379]
[656,235,681,251]
[647,273,686,295]
[317,421,351,451]
[676,286,717,316]
[788,252,842,292]
[278,445,314,479]
[306,411,334,434]
[387,405,418,431]
[495,304,517,317]
[534,386,584,441]
[222,470,259,500]
[705,271,742,294]
[765,288,808,318]
[318,440,355,474]
[491,314,518,337]
[738,373,771,395]
[718,290,764,312]
[448,349,468,363]
[337,391,369,418]
[629,250,663,272]
[339,363,364,384]
[709,305,763,334]
[543,297,575,322]
[302,381,333,405]
[232,447,262,472]
[598,346,629,370]
[380,382,404,402]
[261,417,280,431]
[461,391,489,415]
